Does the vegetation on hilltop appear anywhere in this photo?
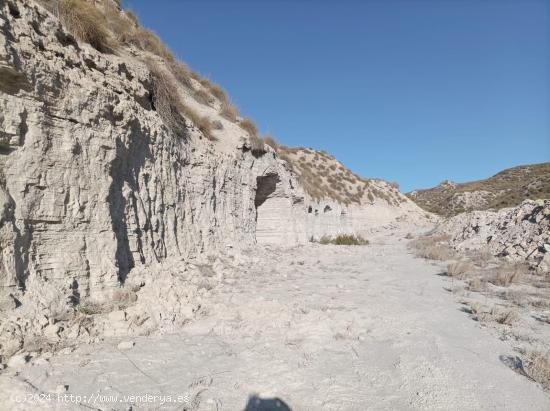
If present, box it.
[36,0,255,142]
[407,163,550,216]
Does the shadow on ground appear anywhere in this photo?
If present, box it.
[244,395,292,411]
[499,355,532,380]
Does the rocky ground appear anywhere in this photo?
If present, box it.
[433,199,550,274]
[1,227,549,411]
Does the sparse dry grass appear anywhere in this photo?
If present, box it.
[146,60,213,140]
[129,27,174,61]
[312,234,369,246]
[524,351,550,390]
[209,84,228,103]
[194,88,214,106]
[276,146,368,204]
[125,10,139,27]
[101,0,133,43]
[446,261,473,278]
[220,101,239,122]
[469,303,519,325]
[168,60,194,89]
[239,118,267,155]
[146,60,187,136]
[240,117,258,137]
[76,287,137,316]
[59,0,115,52]
[48,0,255,144]
[466,277,487,292]
[410,236,455,261]
[490,263,525,287]
[184,107,214,140]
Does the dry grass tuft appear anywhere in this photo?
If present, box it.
[467,277,487,292]
[446,261,473,278]
[209,84,228,103]
[194,88,214,106]
[220,101,239,122]
[263,135,278,152]
[313,234,369,246]
[146,61,213,140]
[146,61,187,136]
[101,0,133,43]
[59,0,115,52]
[490,262,525,287]
[240,117,258,137]
[410,236,455,261]
[129,27,174,61]
[125,10,139,27]
[239,117,267,155]
[469,303,519,325]
[524,351,550,390]
[250,134,266,156]
[183,107,214,140]
[168,60,194,89]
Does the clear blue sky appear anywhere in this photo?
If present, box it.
[125,0,550,192]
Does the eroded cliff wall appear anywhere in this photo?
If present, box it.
[0,0,430,361]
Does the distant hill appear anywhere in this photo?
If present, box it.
[407,163,550,216]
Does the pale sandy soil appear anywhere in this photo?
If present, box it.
[1,231,549,411]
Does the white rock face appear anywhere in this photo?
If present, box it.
[0,0,429,361]
[434,199,550,273]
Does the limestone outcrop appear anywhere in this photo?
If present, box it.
[0,0,430,362]
[433,199,550,273]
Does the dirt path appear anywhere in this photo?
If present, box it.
[3,234,550,410]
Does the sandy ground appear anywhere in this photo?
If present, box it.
[1,231,549,411]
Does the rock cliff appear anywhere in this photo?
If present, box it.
[0,0,429,361]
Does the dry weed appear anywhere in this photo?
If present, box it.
[194,89,214,106]
[490,263,525,287]
[446,261,473,278]
[313,234,369,246]
[146,61,213,139]
[131,27,174,61]
[168,60,194,89]
[220,101,239,122]
[240,117,258,137]
[470,304,519,325]
[410,237,455,260]
[524,351,550,390]
[59,0,115,52]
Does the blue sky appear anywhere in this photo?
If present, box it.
[126,0,550,192]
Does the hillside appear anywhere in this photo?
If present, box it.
[278,146,406,206]
[407,163,550,216]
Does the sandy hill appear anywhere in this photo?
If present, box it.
[407,163,550,216]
